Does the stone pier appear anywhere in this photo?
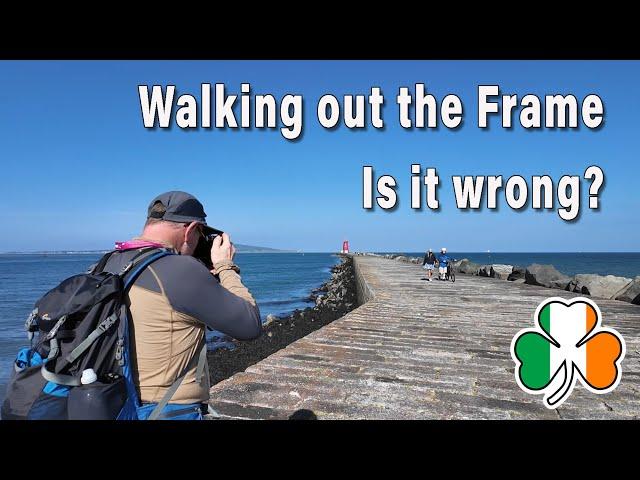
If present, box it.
[208,256,640,419]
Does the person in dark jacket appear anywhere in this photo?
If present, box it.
[422,248,437,282]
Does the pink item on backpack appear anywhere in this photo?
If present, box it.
[114,240,166,251]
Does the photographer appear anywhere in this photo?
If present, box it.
[103,191,262,420]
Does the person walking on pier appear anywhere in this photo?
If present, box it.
[437,247,452,280]
[422,248,437,281]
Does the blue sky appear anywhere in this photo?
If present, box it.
[0,60,638,252]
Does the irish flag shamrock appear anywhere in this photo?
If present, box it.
[511,297,625,409]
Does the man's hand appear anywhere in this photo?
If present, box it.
[211,233,236,266]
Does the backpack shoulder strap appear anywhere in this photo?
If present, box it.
[112,248,206,420]
[120,249,208,420]
[146,341,207,420]
[121,248,174,289]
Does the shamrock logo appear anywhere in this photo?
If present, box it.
[511,297,625,409]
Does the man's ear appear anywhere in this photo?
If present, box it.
[184,221,200,243]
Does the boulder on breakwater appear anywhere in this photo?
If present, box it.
[566,274,632,300]
[525,264,572,289]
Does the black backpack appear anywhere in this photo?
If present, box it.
[1,247,207,420]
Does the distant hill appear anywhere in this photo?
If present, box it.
[234,244,292,253]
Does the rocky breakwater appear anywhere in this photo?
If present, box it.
[525,266,639,304]
[207,254,357,385]
[450,259,640,305]
[360,253,640,307]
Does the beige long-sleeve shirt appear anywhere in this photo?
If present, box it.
[104,249,262,404]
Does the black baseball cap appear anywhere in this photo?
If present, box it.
[147,191,223,236]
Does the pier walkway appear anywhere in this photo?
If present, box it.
[208,256,640,419]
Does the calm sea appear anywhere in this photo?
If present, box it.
[0,252,339,399]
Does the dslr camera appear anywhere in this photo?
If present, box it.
[193,231,222,270]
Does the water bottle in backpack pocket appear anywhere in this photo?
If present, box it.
[67,371,127,420]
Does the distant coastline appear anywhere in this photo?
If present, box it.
[0,244,295,255]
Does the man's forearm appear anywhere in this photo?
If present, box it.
[212,260,258,307]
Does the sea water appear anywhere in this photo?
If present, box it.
[0,252,339,399]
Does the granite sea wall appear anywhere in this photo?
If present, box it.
[207,254,357,385]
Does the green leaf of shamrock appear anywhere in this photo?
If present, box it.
[511,297,626,408]
[513,331,560,391]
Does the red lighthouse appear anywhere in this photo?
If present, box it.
[341,240,350,254]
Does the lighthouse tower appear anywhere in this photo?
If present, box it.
[341,240,350,254]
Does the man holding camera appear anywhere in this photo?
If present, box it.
[102,191,262,419]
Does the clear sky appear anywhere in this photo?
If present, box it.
[1,60,638,252]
